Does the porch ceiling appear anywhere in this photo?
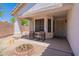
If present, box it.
[19,4,73,19]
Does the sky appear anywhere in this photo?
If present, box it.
[0,3,17,23]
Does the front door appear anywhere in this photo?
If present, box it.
[53,16,67,38]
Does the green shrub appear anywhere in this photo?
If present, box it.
[20,19,29,26]
[10,17,15,23]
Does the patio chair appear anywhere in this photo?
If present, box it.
[34,32,45,41]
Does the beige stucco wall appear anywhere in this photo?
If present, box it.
[67,4,79,55]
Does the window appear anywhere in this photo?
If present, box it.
[35,19,44,32]
[48,19,51,32]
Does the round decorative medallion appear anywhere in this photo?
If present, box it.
[15,44,34,56]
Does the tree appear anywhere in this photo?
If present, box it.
[0,4,3,17]
[10,17,15,23]
[0,11,3,17]
[20,19,29,26]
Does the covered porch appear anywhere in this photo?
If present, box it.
[11,3,74,55]
[18,4,72,41]
[12,3,73,41]
[20,4,73,55]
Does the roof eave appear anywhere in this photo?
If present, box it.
[11,3,26,16]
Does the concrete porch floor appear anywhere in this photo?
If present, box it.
[27,37,73,56]
[42,38,73,56]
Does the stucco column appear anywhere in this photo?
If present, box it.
[44,17,48,39]
[29,19,34,32]
[67,4,79,55]
[51,16,54,38]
